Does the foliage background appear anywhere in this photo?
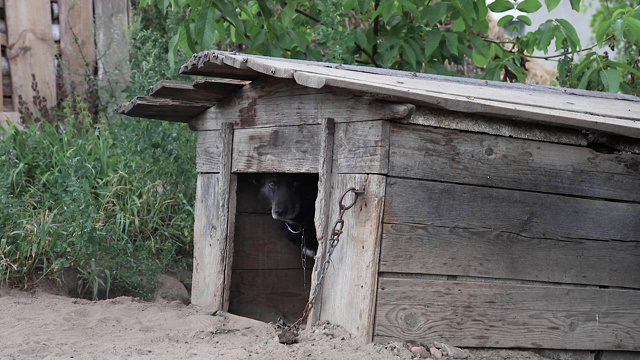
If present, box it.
[0,5,195,300]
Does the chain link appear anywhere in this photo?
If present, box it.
[288,187,364,330]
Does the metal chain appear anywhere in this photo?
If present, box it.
[288,187,364,330]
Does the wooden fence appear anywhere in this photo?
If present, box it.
[1,0,130,124]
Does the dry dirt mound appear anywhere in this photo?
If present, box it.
[0,286,553,360]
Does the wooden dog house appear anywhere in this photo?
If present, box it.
[118,51,640,354]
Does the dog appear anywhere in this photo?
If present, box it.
[258,173,318,258]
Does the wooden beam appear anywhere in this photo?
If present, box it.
[220,122,236,312]
[5,0,56,113]
[180,51,261,80]
[94,0,130,111]
[148,79,246,103]
[380,223,640,289]
[116,96,212,122]
[319,174,386,341]
[197,52,640,138]
[389,123,640,202]
[333,121,390,175]
[189,76,414,131]
[385,178,640,242]
[191,123,235,311]
[375,277,640,351]
[308,118,335,325]
[59,0,95,93]
[231,125,321,173]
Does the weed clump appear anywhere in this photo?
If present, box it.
[0,100,195,300]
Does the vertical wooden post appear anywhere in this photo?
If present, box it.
[191,123,235,311]
[307,118,335,325]
[5,0,56,113]
[93,0,130,113]
[59,0,96,93]
[318,174,386,341]
[220,122,237,311]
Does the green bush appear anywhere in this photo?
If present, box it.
[0,99,195,300]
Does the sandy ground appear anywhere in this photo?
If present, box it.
[0,286,557,360]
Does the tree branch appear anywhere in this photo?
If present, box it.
[356,43,382,68]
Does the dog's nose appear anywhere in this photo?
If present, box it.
[274,208,286,217]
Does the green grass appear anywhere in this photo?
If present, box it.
[0,103,196,300]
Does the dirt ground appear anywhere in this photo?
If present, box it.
[0,286,558,360]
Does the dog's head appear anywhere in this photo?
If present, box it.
[259,174,313,224]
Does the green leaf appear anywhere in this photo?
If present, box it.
[343,0,358,12]
[425,2,448,26]
[488,0,515,13]
[624,16,640,43]
[595,18,613,46]
[423,31,443,59]
[569,0,581,11]
[497,15,515,28]
[517,15,532,26]
[401,42,417,67]
[535,20,556,52]
[517,0,542,13]
[355,28,367,47]
[556,18,581,51]
[195,6,216,48]
[599,68,621,93]
[544,0,561,11]
[469,35,490,58]
[578,67,597,89]
[444,32,459,56]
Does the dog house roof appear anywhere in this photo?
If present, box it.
[118,50,640,138]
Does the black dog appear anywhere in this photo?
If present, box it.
[258,173,318,258]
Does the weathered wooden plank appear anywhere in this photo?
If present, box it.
[189,76,414,131]
[384,178,640,242]
[191,174,225,310]
[294,70,640,138]
[6,0,56,112]
[380,223,640,288]
[0,111,21,129]
[196,130,222,173]
[231,125,321,173]
[59,0,95,93]
[182,51,640,137]
[375,277,640,350]
[192,124,235,311]
[319,174,386,340]
[229,269,311,324]
[94,0,130,111]
[233,213,310,270]
[192,78,250,90]
[148,79,244,103]
[180,51,261,80]
[219,51,640,121]
[308,118,335,325]
[389,123,640,202]
[410,106,588,147]
[116,96,212,122]
[219,123,236,312]
[334,121,390,174]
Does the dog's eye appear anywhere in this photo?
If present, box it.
[292,181,298,187]
[268,181,277,189]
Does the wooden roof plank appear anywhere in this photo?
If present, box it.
[116,96,212,122]
[243,56,640,122]
[148,79,246,103]
[294,71,640,138]
[180,51,261,80]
